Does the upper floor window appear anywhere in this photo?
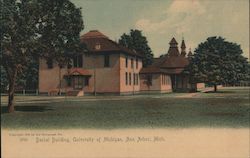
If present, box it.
[136,58,138,69]
[125,56,128,68]
[73,55,83,68]
[131,58,134,68]
[129,73,131,85]
[125,72,128,85]
[47,59,53,69]
[133,73,135,85]
[104,54,110,67]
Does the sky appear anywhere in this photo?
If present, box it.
[71,0,249,59]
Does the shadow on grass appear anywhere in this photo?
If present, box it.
[1,106,54,114]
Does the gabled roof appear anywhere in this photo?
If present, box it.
[64,68,92,76]
[80,30,143,58]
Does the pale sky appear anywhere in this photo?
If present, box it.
[71,0,249,59]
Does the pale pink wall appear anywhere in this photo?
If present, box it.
[140,74,161,91]
[160,74,172,92]
[119,54,142,93]
[39,59,68,93]
[39,53,142,94]
[140,74,172,93]
[94,54,120,93]
[67,53,121,93]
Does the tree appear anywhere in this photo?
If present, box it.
[186,36,249,92]
[119,29,153,67]
[0,0,84,113]
[1,57,38,92]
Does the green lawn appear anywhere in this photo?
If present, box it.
[1,87,249,129]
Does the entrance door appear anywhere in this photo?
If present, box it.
[73,76,83,90]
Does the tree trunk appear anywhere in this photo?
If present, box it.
[7,69,17,113]
[214,84,217,92]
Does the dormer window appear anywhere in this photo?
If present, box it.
[95,43,101,50]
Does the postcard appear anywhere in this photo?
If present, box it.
[1,0,249,158]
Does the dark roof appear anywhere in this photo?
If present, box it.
[80,30,143,58]
[82,30,108,39]
[169,37,178,45]
[140,64,186,74]
[140,37,190,75]
[181,39,186,49]
[168,37,180,56]
[140,66,162,74]
[160,55,189,68]
[187,49,192,57]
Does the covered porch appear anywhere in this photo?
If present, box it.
[64,68,92,96]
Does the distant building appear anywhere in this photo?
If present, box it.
[39,31,204,96]
[140,37,204,93]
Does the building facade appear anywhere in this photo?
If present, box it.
[39,31,204,95]
[39,30,143,95]
[140,38,205,93]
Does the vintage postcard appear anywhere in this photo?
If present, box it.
[1,0,249,158]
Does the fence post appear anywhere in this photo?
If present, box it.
[36,89,39,96]
[23,89,25,96]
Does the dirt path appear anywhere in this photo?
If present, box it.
[175,87,214,98]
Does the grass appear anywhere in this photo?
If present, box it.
[1,87,249,129]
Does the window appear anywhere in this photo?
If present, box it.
[73,55,83,68]
[73,76,83,89]
[47,59,53,69]
[95,43,101,50]
[138,74,139,85]
[133,73,135,85]
[136,58,138,69]
[164,75,166,85]
[146,75,152,86]
[66,78,71,86]
[135,74,139,85]
[131,58,134,68]
[125,56,128,68]
[84,77,89,86]
[129,73,131,85]
[162,75,164,85]
[125,72,128,85]
[104,55,110,67]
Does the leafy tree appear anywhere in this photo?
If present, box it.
[119,29,153,67]
[1,66,8,92]
[186,36,249,92]
[0,0,84,112]
[1,57,38,93]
